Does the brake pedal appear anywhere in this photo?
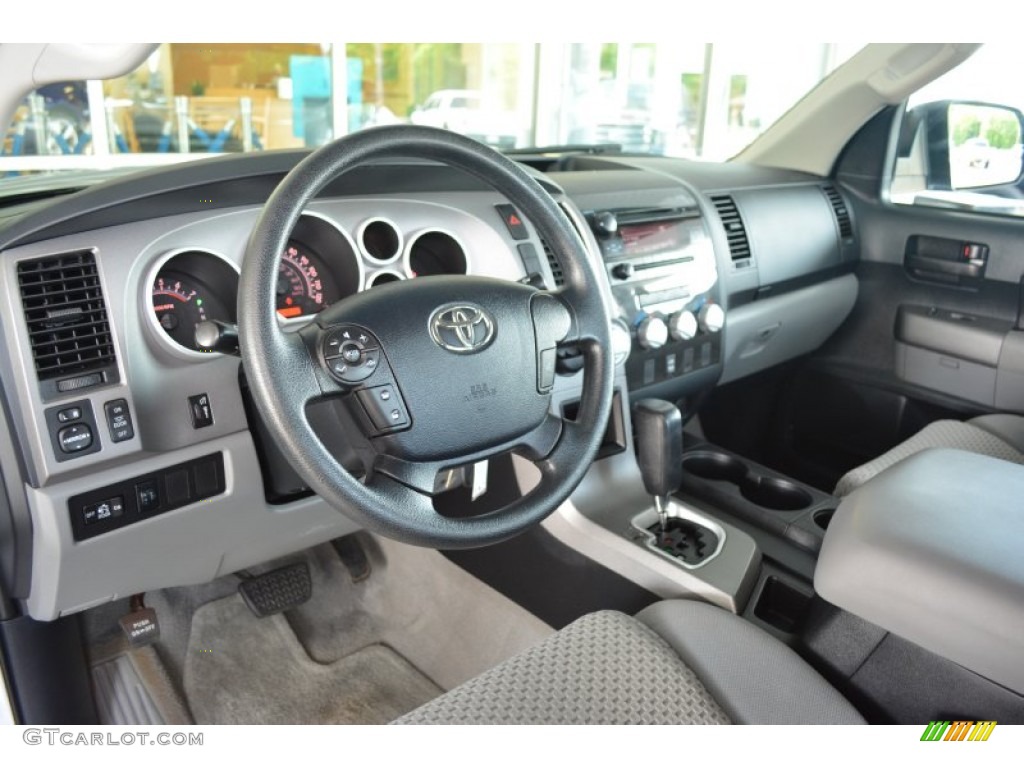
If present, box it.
[238,562,312,617]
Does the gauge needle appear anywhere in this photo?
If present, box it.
[277,306,303,318]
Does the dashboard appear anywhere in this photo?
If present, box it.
[0,150,859,620]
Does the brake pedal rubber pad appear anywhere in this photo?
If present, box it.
[238,562,312,617]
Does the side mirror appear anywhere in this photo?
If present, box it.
[898,99,1024,191]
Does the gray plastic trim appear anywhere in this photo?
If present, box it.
[895,305,1010,368]
[24,431,360,620]
[815,448,1024,695]
[721,273,858,384]
[995,331,1024,412]
[895,341,997,407]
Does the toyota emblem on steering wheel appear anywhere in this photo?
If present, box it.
[429,303,496,354]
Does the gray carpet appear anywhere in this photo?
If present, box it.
[287,536,553,691]
[183,594,442,724]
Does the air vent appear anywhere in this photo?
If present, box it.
[540,237,565,287]
[822,185,853,239]
[709,195,752,268]
[17,251,117,388]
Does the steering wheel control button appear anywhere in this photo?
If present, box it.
[188,393,214,429]
[136,480,160,514]
[57,406,82,423]
[356,385,410,434]
[58,423,93,454]
[104,398,135,443]
[429,304,496,354]
[495,204,529,240]
[341,343,363,364]
[538,347,557,393]
[322,325,384,384]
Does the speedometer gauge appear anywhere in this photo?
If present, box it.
[277,243,334,318]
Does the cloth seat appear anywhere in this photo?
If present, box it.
[393,599,864,725]
[834,414,1024,496]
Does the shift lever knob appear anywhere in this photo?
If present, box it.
[633,398,683,503]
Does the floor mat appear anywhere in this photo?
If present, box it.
[183,594,442,724]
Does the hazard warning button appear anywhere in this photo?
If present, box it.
[495,203,529,240]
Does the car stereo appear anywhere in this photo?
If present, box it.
[587,207,724,394]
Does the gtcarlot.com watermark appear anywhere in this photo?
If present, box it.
[23,729,203,747]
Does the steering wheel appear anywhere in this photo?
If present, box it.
[239,125,613,549]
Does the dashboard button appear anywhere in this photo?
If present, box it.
[58,423,93,453]
[57,406,82,423]
[104,398,135,442]
[83,496,124,526]
[165,469,191,507]
[495,204,529,240]
[193,458,222,499]
[136,480,160,513]
[188,393,214,429]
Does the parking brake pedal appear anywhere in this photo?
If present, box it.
[238,562,312,617]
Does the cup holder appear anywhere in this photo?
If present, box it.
[682,452,747,483]
[813,509,835,530]
[740,476,813,511]
[683,450,813,512]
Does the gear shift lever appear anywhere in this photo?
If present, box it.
[633,399,683,537]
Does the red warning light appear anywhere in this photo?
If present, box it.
[509,214,522,226]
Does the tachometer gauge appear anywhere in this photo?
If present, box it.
[277,243,332,318]
[152,273,231,351]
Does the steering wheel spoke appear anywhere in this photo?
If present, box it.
[516,411,565,461]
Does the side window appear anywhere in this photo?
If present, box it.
[889,44,1024,217]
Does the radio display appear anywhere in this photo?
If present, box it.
[618,220,689,257]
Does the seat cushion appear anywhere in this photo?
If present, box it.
[394,601,864,725]
[834,418,1024,496]
[394,609,731,724]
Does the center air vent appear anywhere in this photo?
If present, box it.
[822,184,853,239]
[17,250,118,395]
[709,195,752,269]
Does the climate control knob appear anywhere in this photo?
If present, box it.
[698,303,725,334]
[636,316,669,350]
[668,310,698,341]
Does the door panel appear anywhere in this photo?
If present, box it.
[769,195,1024,491]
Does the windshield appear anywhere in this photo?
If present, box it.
[0,43,863,179]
